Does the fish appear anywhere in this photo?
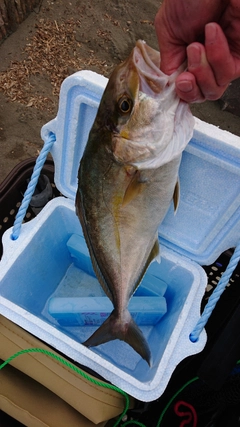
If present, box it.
[76,40,194,366]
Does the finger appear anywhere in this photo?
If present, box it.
[175,72,205,103]
[187,42,228,100]
[155,9,187,75]
[205,22,236,86]
[159,43,187,75]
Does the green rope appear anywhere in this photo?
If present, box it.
[156,359,240,426]
[0,347,202,426]
[121,420,146,427]
[0,347,130,427]
[5,348,237,425]
[156,376,199,427]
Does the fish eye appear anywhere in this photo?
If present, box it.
[118,96,132,114]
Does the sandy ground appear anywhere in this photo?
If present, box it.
[0,0,240,185]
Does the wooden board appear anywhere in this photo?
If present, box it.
[0,0,41,41]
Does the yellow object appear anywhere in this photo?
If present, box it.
[0,315,134,425]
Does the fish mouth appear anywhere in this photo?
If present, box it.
[132,40,184,98]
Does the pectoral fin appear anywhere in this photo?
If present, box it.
[173,179,180,213]
[122,169,147,207]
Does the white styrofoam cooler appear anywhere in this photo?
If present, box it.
[0,70,240,401]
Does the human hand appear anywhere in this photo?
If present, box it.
[155,0,240,103]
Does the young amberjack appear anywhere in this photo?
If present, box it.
[76,40,194,365]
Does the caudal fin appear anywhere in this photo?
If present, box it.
[83,309,151,366]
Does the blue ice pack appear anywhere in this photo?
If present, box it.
[48,233,168,326]
[48,296,167,326]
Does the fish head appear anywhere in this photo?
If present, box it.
[97,40,194,169]
[96,50,139,132]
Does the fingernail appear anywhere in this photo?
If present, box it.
[205,23,217,43]
[176,80,193,93]
[187,44,201,67]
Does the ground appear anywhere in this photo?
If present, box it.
[1,0,240,184]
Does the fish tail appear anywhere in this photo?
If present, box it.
[83,309,152,366]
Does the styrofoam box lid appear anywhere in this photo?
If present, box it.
[41,71,240,266]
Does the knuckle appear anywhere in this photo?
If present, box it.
[206,93,220,101]
[205,88,226,101]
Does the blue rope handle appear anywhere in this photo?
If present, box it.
[190,242,240,342]
[11,132,56,240]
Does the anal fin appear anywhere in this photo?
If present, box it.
[173,179,180,213]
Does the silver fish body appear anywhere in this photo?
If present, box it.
[76,40,194,365]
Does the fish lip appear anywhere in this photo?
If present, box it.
[135,40,162,76]
[132,40,167,96]
[135,39,186,78]
[132,40,186,97]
